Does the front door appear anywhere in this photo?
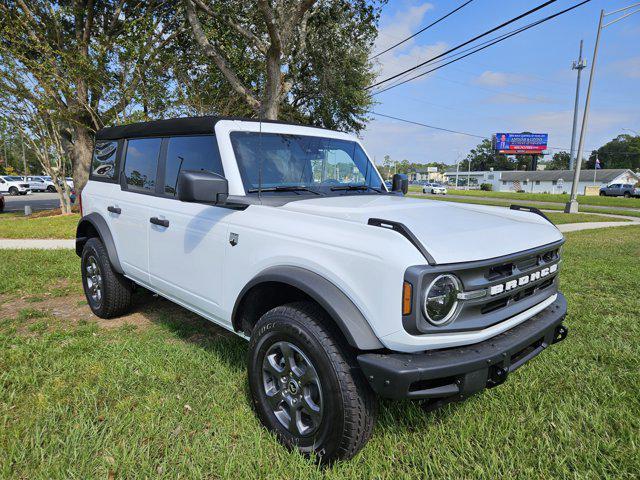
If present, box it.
[147,135,231,324]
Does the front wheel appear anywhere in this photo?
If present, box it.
[47,185,56,192]
[624,192,631,198]
[8,187,18,196]
[248,302,377,463]
[599,191,606,196]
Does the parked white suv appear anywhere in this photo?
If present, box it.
[27,176,57,192]
[0,175,30,195]
[76,117,568,462]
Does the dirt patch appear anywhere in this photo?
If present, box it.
[0,288,234,341]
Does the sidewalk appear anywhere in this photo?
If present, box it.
[0,239,75,249]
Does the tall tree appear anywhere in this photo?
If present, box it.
[182,0,383,130]
[545,151,571,170]
[0,0,179,192]
[587,134,640,170]
[461,139,517,171]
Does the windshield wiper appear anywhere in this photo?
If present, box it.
[247,185,321,195]
[330,184,382,193]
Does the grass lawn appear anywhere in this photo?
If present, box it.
[409,194,640,219]
[408,185,640,209]
[0,212,79,239]
[1,226,639,477]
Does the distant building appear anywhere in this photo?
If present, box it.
[442,169,639,194]
[408,170,445,183]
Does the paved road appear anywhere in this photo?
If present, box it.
[416,192,640,213]
[1,192,62,213]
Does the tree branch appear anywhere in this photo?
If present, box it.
[183,0,260,111]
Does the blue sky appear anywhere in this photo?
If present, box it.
[360,0,640,166]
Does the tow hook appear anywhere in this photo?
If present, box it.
[487,366,508,388]
[553,325,568,344]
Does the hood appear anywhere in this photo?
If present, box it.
[279,195,563,264]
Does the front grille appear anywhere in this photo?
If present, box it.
[20,183,29,188]
[403,240,563,335]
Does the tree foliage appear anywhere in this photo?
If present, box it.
[587,134,640,170]
[461,139,519,171]
[545,151,571,170]
[0,0,181,191]
[182,0,384,131]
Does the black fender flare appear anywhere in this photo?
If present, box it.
[75,212,123,274]
[232,266,384,351]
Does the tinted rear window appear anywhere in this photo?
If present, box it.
[124,138,161,192]
[164,136,223,196]
[91,141,118,180]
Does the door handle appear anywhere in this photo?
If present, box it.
[107,206,121,214]
[150,216,169,227]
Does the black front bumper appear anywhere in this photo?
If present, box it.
[358,293,568,401]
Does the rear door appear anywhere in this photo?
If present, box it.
[147,135,231,323]
[108,137,163,284]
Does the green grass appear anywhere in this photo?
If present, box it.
[409,194,640,219]
[409,185,640,209]
[0,213,79,239]
[541,212,629,225]
[0,249,80,296]
[1,226,639,477]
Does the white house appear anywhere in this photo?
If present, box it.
[443,169,639,194]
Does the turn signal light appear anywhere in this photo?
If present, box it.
[402,281,413,316]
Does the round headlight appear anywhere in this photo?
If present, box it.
[423,274,461,325]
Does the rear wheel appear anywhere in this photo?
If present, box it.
[248,301,377,463]
[624,191,631,198]
[47,185,56,192]
[81,238,132,318]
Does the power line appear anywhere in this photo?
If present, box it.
[371,0,591,96]
[371,0,475,59]
[368,0,559,90]
[370,111,619,154]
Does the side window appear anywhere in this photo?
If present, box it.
[91,140,119,180]
[124,138,161,192]
[163,135,223,197]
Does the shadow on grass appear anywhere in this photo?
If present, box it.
[126,288,463,434]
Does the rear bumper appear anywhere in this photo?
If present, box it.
[358,293,567,401]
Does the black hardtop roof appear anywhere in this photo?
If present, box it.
[95,116,317,141]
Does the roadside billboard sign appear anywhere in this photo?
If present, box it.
[493,133,548,155]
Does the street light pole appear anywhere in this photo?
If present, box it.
[569,40,586,171]
[565,9,604,214]
[565,3,640,213]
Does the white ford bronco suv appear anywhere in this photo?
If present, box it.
[76,117,568,462]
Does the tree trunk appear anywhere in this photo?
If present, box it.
[55,184,73,215]
[71,124,93,194]
[261,49,281,120]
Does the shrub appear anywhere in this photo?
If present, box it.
[517,190,525,193]
[480,183,493,191]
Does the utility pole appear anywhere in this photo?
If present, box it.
[455,160,460,189]
[569,40,586,171]
[466,159,471,190]
[566,3,640,213]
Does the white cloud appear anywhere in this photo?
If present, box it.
[484,93,553,105]
[372,3,448,84]
[474,70,525,87]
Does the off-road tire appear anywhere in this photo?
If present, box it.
[81,237,132,318]
[248,301,377,464]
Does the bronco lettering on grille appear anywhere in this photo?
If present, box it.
[489,263,558,296]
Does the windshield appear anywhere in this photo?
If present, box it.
[230,132,383,194]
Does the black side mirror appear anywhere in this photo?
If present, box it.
[178,170,228,204]
[392,173,409,195]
